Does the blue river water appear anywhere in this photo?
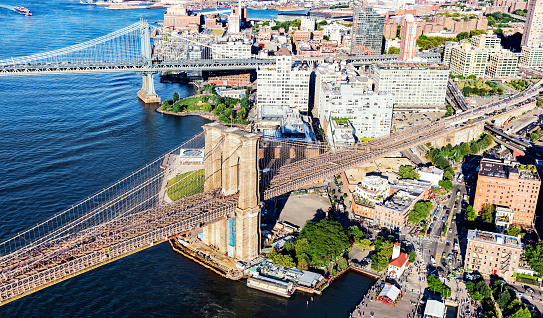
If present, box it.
[0,1,373,316]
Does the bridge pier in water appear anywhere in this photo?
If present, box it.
[137,72,161,104]
[202,123,260,261]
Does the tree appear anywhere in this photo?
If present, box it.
[462,86,473,96]
[203,103,213,112]
[273,254,296,268]
[376,241,394,270]
[496,289,512,309]
[337,257,348,271]
[172,92,179,102]
[510,308,531,318]
[358,239,373,250]
[297,258,309,271]
[537,97,543,107]
[465,206,477,222]
[348,225,365,241]
[215,103,225,113]
[427,275,451,296]
[481,204,495,224]
[507,226,521,237]
[438,179,454,191]
[470,142,480,154]
[456,31,469,41]
[524,242,543,276]
[408,250,417,263]
[296,220,350,268]
[398,165,420,180]
[408,201,433,224]
[388,47,400,54]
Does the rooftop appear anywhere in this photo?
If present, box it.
[478,158,513,179]
[467,230,523,249]
[375,62,449,71]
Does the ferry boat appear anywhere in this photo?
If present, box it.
[14,6,31,16]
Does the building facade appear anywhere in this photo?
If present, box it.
[520,46,543,66]
[351,6,384,55]
[449,43,489,77]
[521,0,543,47]
[319,81,394,139]
[257,50,311,113]
[473,159,541,228]
[465,230,523,281]
[486,50,519,78]
[399,14,417,61]
[212,42,252,59]
[373,63,448,107]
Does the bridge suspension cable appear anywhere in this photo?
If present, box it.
[0,132,205,265]
[0,21,145,66]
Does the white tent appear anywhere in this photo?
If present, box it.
[423,300,446,318]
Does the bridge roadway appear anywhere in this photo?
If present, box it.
[0,190,238,305]
[0,54,443,76]
[0,58,277,76]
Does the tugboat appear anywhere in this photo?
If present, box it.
[14,6,31,16]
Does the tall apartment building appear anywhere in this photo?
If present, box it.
[399,14,417,61]
[486,50,519,78]
[465,230,523,282]
[470,32,501,50]
[521,0,543,47]
[520,46,543,66]
[319,80,394,140]
[257,48,311,113]
[473,159,541,228]
[373,63,448,108]
[351,6,385,56]
[449,43,489,77]
[443,41,457,66]
[300,18,316,31]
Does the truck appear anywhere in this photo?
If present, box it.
[456,190,461,200]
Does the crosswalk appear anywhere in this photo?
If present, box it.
[406,234,442,243]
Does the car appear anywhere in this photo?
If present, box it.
[446,242,450,246]
[449,228,453,233]
[442,217,446,222]
[448,253,453,259]
[442,252,447,258]
[527,287,535,293]
[448,259,453,265]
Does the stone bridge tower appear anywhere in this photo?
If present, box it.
[202,123,260,261]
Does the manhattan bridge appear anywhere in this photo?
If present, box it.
[0,20,542,306]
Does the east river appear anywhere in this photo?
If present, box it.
[0,1,373,316]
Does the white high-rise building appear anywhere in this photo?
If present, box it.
[319,80,394,140]
[449,43,489,77]
[257,48,311,113]
[300,18,316,31]
[522,0,543,47]
[399,14,417,61]
[374,63,448,108]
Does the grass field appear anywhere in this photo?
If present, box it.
[166,169,205,201]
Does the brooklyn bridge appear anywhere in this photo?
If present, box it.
[1,20,543,306]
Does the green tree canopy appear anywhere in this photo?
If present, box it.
[507,226,521,237]
[465,205,477,222]
[481,204,495,224]
[438,179,454,191]
[524,242,543,276]
[408,201,433,224]
[296,220,350,268]
[398,165,420,180]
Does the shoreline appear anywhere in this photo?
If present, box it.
[155,106,218,121]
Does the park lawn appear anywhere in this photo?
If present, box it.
[166,169,205,201]
[187,103,211,111]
